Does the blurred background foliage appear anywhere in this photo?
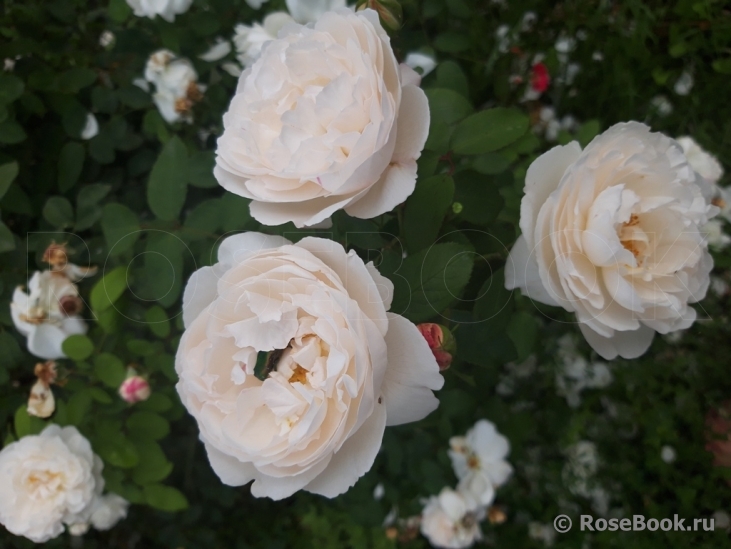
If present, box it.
[0,0,731,547]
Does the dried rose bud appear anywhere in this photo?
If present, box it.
[28,379,55,418]
[34,360,58,385]
[356,0,403,31]
[59,295,84,316]
[119,375,151,404]
[417,323,455,370]
[487,506,507,525]
[530,62,550,94]
[42,242,69,269]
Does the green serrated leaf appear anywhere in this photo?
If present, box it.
[91,266,128,313]
[94,353,127,388]
[147,136,188,220]
[425,88,473,126]
[144,484,188,512]
[62,334,94,361]
[451,108,529,155]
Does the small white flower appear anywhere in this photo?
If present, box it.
[144,49,204,124]
[660,445,676,464]
[99,31,115,48]
[713,510,730,531]
[674,70,694,96]
[711,276,729,296]
[592,51,604,61]
[68,522,89,536]
[650,95,673,116]
[521,11,537,32]
[495,25,511,53]
[81,113,99,140]
[555,34,576,54]
[420,487,483,549]
[563,441,598,497]
[528,522,556,546]
[448,420,512,506]
[405,52,437,77]
[677,136,724,184]
[373,483,385,500]
[11,271,88,360]
[0,426,105,543]
[126,0,192,22]
[232,12,295,68]
[199,38,231,62]
[286,0,346,24]
[245,0,270,8]
[702,219,731,250]
[4,58,15,71]
[89,494,129,530]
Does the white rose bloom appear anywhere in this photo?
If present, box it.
[144,49,205,124]
[677,136,724,184]
[89,494,129,530]
[11,271,87,360]
[232,12,295,69]
[405,52,437,77]
[215,9,431,228]
[448,420,512,505]
[420,487,483,549]
[199,38,232,62]
[0,426,104,543]
[505,122,717,360]
[175,233,443,500]
[126,0,192,22]
[286,0,346,24]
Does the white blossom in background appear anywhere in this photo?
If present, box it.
[232,12,295,69]
[592,51,604,61]
[528,522,556,546]
[660,445,676,464]
[11,271,87,360]
[713,510,730,531]
[405,52,437,77]
[126,0,192,22]
[88,494,129,531]
[144,49,205,124]
[650,95,673,116]
[80,113,99,140]
[286,0,346,24]
[199,38,231,62]
[555,334,612,408]
[677,136,724,184]
[373,483,385,500]
[562,441,610,514]
[702,219,731,250]
[245,0,271,8]
[711,276,729,297]
[0,426,114,543]
[674,70,694,96]
[496,355,536,396]
[495,25,511,53]
[521,11,537,32]
[448,420,512,506]
[99,31,115,48]
[420,487,484,549]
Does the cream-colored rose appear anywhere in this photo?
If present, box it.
[677,136,723,184]
[420,487,483,549]
[11,271,88,360]
[214,9,430,228]
[232,12,295,69]
[506,122,716,360]
[126,0,192,22]
[0,426,104,543]
[176,233,443,499]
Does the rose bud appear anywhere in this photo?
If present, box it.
[530,62,550,94]
[417,323,455,370]
[356,0,403,30]
[42,242,68,270]
[28,361,58,418]
[119,373,151,404]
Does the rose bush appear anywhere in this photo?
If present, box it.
[214,8,430,228]
[176,233,443,499]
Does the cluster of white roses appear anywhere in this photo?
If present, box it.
[0,425,127,543]
[11,244,94,361]
[418,420,512,549]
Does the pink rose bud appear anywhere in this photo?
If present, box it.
[119,375,151,403]
[530,62,550,93]
[417,323,455,371]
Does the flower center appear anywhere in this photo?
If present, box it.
[25,470,65,499]
[619,214,649,263]
[467,454,481,470]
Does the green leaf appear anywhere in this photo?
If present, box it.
[42,196,74,228]
[91,266,128,313]
[0,221,15,253]
[451,108,529,155]
[143,484,189,512]
[506,311,537,361]
[434,32,470,53]
[436,61,469,97]
[576,119,601,147]
[474,267,513,329]
[390,243,474,323]
[135,232,185,307]
[127,412,170,441]
[147,136,188,220]
[94,353,127,388]
[62,334,94,360]
[108,0,132,22]
[425,88,473,126]
[403,175,454,252]
[14,406,45,438]
[183,198,222,238]
[75,184,111,231]
[66,390,92,425]
[137,393,173,413]
[453,171,504,225]
[118,85,151,109]
[96,436,140,468]
[145,306,171,338]
[57,68,97,93]
[712,59,731,74]
[220,193,254,232]
[89,387,113,404]
[0,120,27,144]
[0,161,18,200]
[101,203,140,255]
[187,151,218,188]
[472,153,510,175]
[0,74,24,105]
[57,142,85,192]
[132,441,173,484]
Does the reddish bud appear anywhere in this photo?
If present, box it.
[530,62,550,93]
[119,374,151,404]
[417,323,455,370]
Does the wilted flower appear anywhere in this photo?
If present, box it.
[28,361,58,418]
[355,0,402,30]
[144,49,205,124]
[119,370,151,403]
[420,487,484,549]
